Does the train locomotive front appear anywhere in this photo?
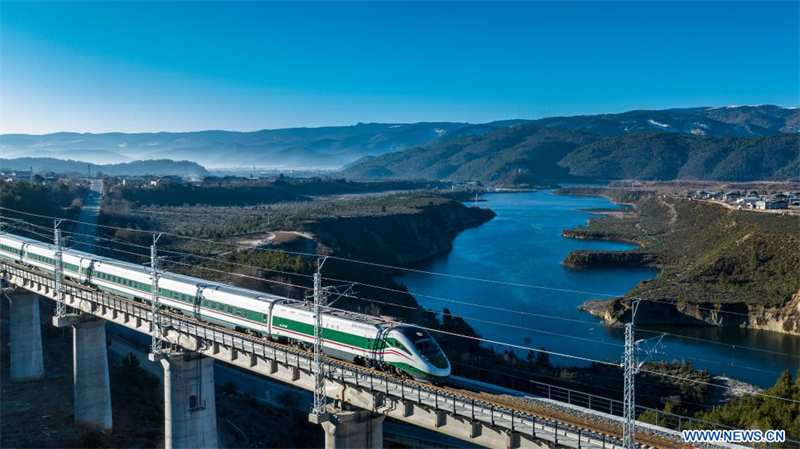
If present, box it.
[385,325,450,382]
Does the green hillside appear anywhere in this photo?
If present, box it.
[559,133,800,181]
[340,125,597,184]
[342,127,800,184]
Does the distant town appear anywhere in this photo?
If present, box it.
[690,189,799,212]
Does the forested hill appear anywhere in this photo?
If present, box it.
[341,127,800,184]
[2,105,796,170]
[341,125,597,184]
[0,157,210,177]
[558,133,800,181]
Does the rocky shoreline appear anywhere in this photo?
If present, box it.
[580,295,800,336]
[304,198,496,266]
[562,249,660,269]
[557,188,800,337]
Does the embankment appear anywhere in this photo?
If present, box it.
[580,294,800,336]
[303,199,496,266]
[560,189,800,336]
[563,250,660,269]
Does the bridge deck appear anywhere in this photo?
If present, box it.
[2,260,690,449]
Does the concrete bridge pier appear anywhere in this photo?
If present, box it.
[70,315,113,432]
[160,351,218,449]
[310,407,385,449]
[8,292,44,382]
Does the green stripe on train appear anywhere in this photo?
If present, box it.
[272,316,379,351]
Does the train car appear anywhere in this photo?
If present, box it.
[62,250,94,283]
[0,233,29,263]
[21,239,60,274]
[0,231,451,381]
[89,258,154,301]
[271,302,450,381]
[162,276,285,337]
[1,234,95,283]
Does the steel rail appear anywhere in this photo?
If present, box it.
[1,260,690,448]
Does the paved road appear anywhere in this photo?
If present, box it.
[70,179,103,253]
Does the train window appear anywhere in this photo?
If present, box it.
[398,327,443,359]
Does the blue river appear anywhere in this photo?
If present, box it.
[398,191,799,388]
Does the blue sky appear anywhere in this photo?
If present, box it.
[1,1,798,134]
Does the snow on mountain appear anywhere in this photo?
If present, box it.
[647,119,671,129]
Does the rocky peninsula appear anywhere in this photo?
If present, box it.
[556,186,800,336]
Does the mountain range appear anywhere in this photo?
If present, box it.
[1,105,797,171]
[341,106,800,183]
[0,123,469,169]
[0,158,210,178]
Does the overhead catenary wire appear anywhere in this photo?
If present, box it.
[55,224,316,280]
[1,217,622,322]
[637,327,800,360]
[637,297,794,320]
[11,222,625,347]
[636,367,800,404]
[27,231,623,348]
[4,206,793,320]
[43,234,794,398]
[3,217,312,278]
[0,207,320,258]
[16,229,316,293]
[5,215,798,361]
[0,207,638,297]
[6,224,800,406]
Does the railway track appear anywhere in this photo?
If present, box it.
[17,265,685,448]
[154,298,685,448]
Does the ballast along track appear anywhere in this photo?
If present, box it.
[2,260,685,448]
[330,360,684,449]
[151,306,683,449]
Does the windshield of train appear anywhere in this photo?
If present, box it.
[399,327,442,360]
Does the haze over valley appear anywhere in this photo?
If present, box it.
[2,105,798,179]
[2,2,799,448]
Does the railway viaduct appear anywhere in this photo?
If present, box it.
[3,260,675,449]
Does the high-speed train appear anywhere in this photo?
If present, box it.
[0,232,450,382]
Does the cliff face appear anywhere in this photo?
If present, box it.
[563,250,660,269]
[562,190,800,336]
[303,201,496,266]
[581,293,800,336]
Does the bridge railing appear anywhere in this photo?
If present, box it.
[2,261,626,448]
[452,352,800,448]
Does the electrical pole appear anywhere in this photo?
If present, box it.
[622,298,665,449]
[311,256,329,417]
[623,298,643,449]
[53,220,66,318]
[150,234,163,356]
[622,318,636,448]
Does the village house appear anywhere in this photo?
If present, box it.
[120,176,153,187]
[723,191,741,202]
[736,196,760,207]
[149,175,182,187]
[755,200,789,210]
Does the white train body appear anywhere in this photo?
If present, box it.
[0,232,450,381]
